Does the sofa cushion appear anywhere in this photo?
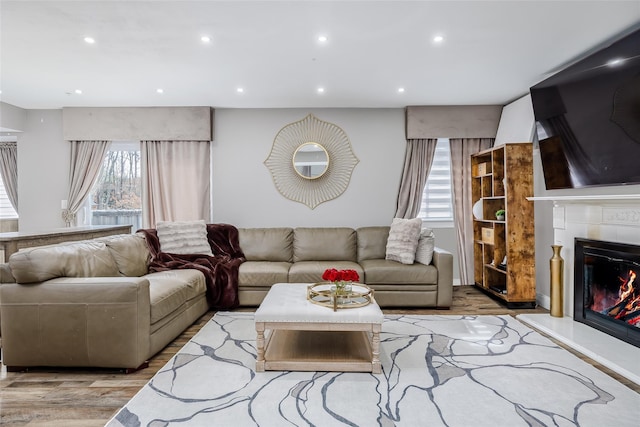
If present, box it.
[288,261,363,283]
[360,259,438,285]
[146,269,206,324]
[0,263,15,283]
[9,240,120,284]
[98,233,151,277]
[238,228,293,262]
[415,228,435,265]
[238,261,291,287]
[156,220,213,256]
[293,228,357,262]
[385,218,422,264]
[357,226,390,261]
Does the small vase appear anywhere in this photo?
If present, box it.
[550,245,564,317]
[472,200,483,220]
[332,282,352,304]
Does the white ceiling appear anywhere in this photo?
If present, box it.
[1,0,639,110]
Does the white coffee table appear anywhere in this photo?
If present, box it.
[255,283,384,374]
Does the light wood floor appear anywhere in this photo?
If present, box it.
[1,286,638,426]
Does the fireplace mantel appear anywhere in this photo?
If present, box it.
[528,194,640,202]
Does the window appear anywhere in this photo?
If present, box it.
[88,141,142,231]
[418,138,454,224]
[0,174,18,219]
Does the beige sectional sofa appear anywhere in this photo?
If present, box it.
[0,233,209,371]
[0,225,453,371]
[237,226,453,308]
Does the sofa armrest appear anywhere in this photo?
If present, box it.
[0,277,151,369]
[432,247,453,308]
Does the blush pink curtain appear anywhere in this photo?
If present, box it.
[141,140,211,228]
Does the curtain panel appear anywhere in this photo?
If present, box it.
[64,140,111,226]
[450,138,494,285]
[0,141,18,212]
[394,138,438,219]
[141,140,211,228]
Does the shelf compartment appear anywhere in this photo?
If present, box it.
[483,267,507,292]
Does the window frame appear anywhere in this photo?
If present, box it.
[0,175,18,219]
[418,138,454,228]
[83,140,142,230]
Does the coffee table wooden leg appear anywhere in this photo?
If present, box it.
[256,322,265,372]
[372,324,381,374]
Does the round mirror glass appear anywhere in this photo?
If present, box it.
[292,142,329,179]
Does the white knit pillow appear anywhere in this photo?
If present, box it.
[415,228,435,265]
[385,218,422,264]
[156,220,213,256]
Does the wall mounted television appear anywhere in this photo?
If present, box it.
[530,28,640,190]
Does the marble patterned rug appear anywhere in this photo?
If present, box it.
[106,312,639,427]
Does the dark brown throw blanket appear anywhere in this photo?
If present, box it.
[137,224,245,309]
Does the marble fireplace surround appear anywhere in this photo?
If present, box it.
[518,194,640,385]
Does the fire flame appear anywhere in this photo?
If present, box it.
[591,269,640,327]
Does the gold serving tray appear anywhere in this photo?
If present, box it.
[307,282,374,311]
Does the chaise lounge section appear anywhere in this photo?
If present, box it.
[0,233,210,371]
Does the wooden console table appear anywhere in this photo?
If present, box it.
[0,225,132,262]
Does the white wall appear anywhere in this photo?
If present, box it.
[0,102,27,132]
[212,108,406,228]
[212,108,460,281]
[18,109,68,232]
[494,94,535,146]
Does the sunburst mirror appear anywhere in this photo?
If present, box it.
[264,114,359,209]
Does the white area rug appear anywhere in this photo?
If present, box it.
[107,313,639,427]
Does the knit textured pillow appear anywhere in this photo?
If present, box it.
[156,220,213,256]
[415,228,436,265]
[385,217,422,264]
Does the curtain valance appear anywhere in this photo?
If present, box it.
[63,107,214,141]
[406,105,502,139]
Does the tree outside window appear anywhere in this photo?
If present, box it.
[90,141,142,231]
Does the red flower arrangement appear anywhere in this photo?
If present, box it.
[322,268,360,283]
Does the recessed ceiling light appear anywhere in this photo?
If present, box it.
[156,88,164,94]
[237,87,244,93]
[201,35,211,43]
[433,35,444,43]
[318,35,328,43]
[74,89,82,94]
[398,87,405,93]
[84,36,95,44]
[317,87,325,94]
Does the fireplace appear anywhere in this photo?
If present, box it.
[574,238,640,349]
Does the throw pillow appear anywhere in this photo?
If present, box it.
[415,228,436,265]
[156,220,213,256]
[385,217,422,264]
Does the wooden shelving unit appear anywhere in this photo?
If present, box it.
[471,143,536,308]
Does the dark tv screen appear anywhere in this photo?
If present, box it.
[530,28,640,190]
